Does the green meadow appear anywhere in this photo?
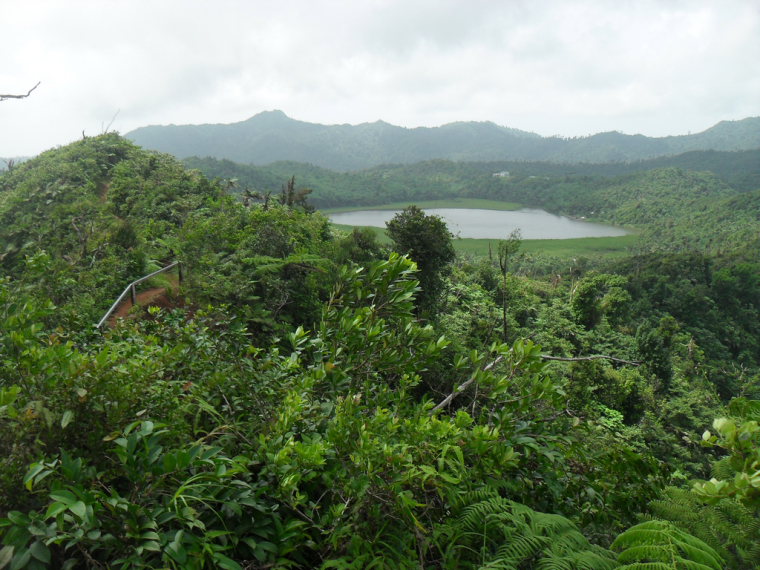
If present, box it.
[322,198,522,213]
[331,224,638,259]
[454,233,639,258]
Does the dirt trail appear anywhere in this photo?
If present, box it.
[111,287,168,319]
[108,274,180,324]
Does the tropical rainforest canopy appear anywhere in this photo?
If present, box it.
[0,133,759,569]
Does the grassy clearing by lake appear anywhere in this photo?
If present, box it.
[453,234,639,258]
[322,198,522,213]
[331,224,638,259]
[332,224,392,244]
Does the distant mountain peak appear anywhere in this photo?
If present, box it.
[245,109,291,122]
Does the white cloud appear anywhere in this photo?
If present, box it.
[1,0,759,156]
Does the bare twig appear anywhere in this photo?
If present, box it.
[102,108,120,133]
[0,81,41,101]
[431,349,640,415]
[540,354,641,366]
[76,543,105,569]
[430,355,504,414]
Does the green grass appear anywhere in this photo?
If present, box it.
[322,198,522,213]
[453,234,639,258]
[332,224,639,259]
[332,224,392,244]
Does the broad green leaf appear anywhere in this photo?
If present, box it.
[28,542,50,564]
[9,547,30,570]
[0,546,13,570]
[49,490,76,506]
[60,410,74,429]
[6,512,30,526]
[68,501,87,519]
[23,464,47,491]
[44,503,68,519]
[214,553,243,570]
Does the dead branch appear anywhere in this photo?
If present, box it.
[431,351,640,415]
[430,355,504,414]
[0,81,41,101]
[540,354,641,366]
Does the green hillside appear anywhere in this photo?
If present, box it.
[128,111,760,170]
[1,134,760,569]
[185,147,760,207]
[187,153,760,256]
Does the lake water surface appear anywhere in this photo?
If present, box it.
[329,208,628,240]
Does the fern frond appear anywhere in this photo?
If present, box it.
[535,548,620,570]
[432,488,617,569]
[613,520,724,570]
[618,562,674,570]
[727,397,760,421]
[476,559,519,570]
[494,533,548,562]
[711,456,736,481]
[648,486,760,569]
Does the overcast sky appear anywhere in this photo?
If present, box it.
[2,0,759,157]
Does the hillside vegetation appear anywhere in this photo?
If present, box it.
[187,151,760,256]
[128,111,760,170]
[1,134,759,569]
[187,146,760,200]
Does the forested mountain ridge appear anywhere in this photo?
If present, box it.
[219,147,760,190]
[186,152,760,256]
[127,111,760,170]
[2,134,760,568]
[186,147,760,208]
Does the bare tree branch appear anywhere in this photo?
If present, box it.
[0,81,41,101]
[430,355,504,414]
[431,351,640,415]
[102,108,120,133]
[540,354,641,366]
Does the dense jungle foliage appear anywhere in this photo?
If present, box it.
[184,147,760,202]
[184,151,760,257]
[1,133,759,569]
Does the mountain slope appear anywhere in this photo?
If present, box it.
[184,147,760,210]
[0,134,222,326]
[127,111,760,170]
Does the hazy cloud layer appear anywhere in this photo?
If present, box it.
[2,0,759,156]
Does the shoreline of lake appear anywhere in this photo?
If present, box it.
[328,207,629,240]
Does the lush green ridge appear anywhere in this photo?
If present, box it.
[186,147,760,198]
[1,135,759,568]
[190,154,760,256]
[322,197,522,213]
[128,110,760,170]
[184,147,760,210]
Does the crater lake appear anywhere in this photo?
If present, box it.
[329,208,629,240]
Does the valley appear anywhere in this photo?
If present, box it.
[4,1,759,566]
[0,123,759,568]
[327,207,629,239]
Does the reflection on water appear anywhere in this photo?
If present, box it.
[329,208,628,240]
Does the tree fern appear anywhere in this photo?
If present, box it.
[612,520,724,570]
[727,397,760,421]
[647,486,760,568]
[432,489,618,569]
[709,456,736,481]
